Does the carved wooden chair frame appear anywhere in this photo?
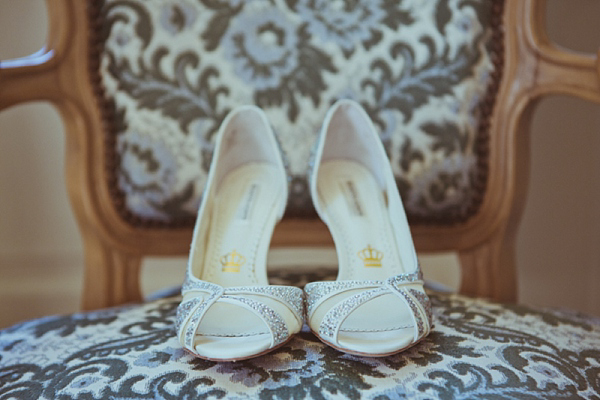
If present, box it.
[1,0,598,310]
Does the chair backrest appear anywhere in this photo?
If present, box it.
[1,0,598,310]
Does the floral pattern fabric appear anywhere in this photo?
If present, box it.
[2,269,600,399]
[97,0,501,224]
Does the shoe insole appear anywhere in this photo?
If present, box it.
[316,160,416,351]
[192,162,285,344]
[202,162,282,287]
[317,160,406,280]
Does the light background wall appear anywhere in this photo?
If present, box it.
[1,1,599,326]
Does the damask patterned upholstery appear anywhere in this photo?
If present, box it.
[95,0,503,226]
[4,1,600,398]
[2,269,599,399]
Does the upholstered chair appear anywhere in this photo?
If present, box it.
[1,0,599,397]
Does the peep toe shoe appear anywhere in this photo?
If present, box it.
[304,99,432,356]
[176,106,304,361]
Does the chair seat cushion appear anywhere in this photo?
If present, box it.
[2,290,599,398]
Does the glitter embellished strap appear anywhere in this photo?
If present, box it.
[221,296,290,347]
[177,275,303,354]
[318,287,388,343]
[176,288,223,353]
[304,270,423,318]
[385,282,431,342]
[224,286,305,325]
[305,271,429,346]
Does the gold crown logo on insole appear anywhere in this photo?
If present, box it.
[357,245,383,268]
[221,250,246,272]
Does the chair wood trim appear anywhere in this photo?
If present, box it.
[522,0,600,102]
[81,229,142,309]
[0,0,148,308]
[0,1,70,109]
[0,55,59,110]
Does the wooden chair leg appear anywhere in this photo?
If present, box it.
[458,226,517,303]
[81,233,143,310]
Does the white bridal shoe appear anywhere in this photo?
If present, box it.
[176,106,303,361]
[304,99,432,357]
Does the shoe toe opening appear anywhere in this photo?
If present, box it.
[189,298,300,360]
[192,302,273,360]
[329,293,419,356]
[194,334,273,361]
[336,327,415,356]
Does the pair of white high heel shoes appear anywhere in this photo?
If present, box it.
[176,100,432,361]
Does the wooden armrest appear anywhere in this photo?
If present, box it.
[534,45,600,103]
[519,0,600,103]
[0,50,61,110]
[0,0,75,111]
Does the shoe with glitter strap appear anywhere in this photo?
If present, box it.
[176,106,303,361]
[305,99,432,356]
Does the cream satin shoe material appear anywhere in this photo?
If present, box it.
[176,105,303,361]
[305,99,432,356]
